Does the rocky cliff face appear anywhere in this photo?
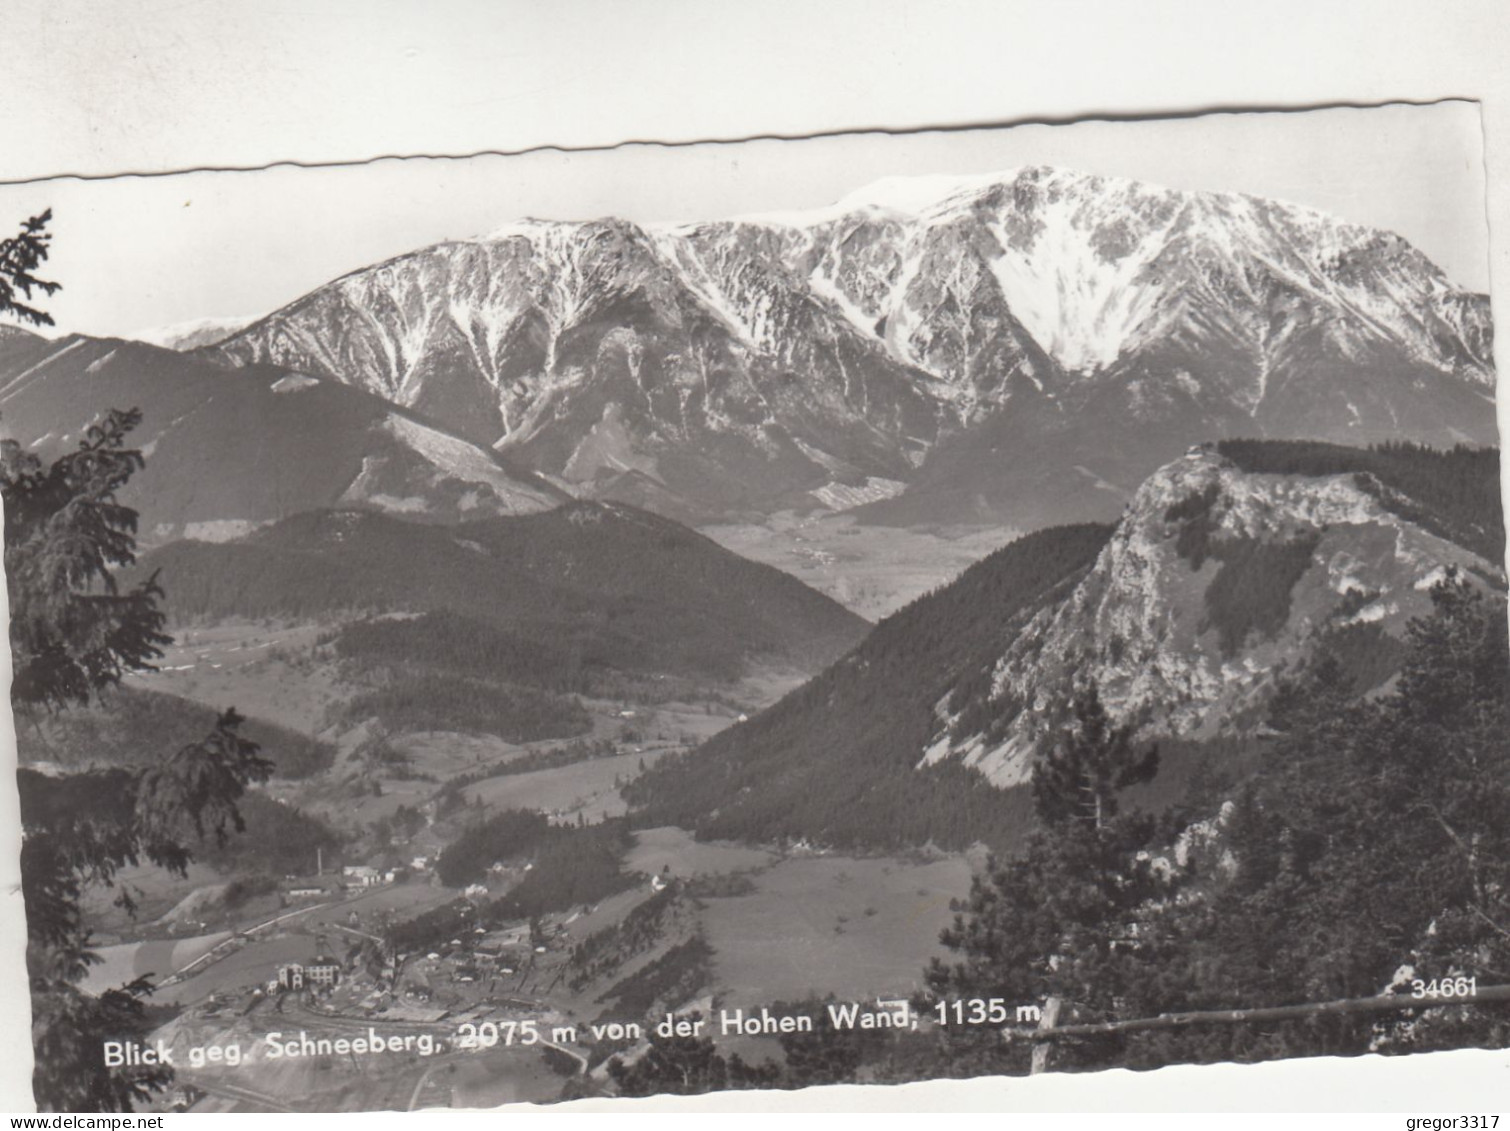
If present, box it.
[924,446,1504,787]
[209,167,1497,525]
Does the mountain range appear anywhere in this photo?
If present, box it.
[203,166,1496,528]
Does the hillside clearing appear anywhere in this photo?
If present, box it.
[700,854,973,1007]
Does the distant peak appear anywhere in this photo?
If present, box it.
[478,215,649,243]
[721,165,1163,229]
[714,169,1030,229]
[832,169,1023,214]
[132,314,257,350]
[479,216,559,240]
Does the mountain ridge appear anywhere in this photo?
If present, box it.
[133,315,255,352]
[626,439,1504,847]
[204,165,1496,528]
[132,500,870,682]
[0,332,568,542]
[927,441,1505,788]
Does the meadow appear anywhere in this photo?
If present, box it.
[699,854,973,1007]
[464,748,673,822]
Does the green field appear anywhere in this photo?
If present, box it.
[129,620,340,732]
[700,854,973,1007]
[79,932,229,996]
[293,882,456,933]
[155,934,319,1006]
[624,826,776,877]
[464,748,673,822]
[392,731,532,776]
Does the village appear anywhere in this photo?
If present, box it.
[132,841,711,1112]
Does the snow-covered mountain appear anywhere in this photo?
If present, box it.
[208,167,1497,526]
[133,314,255,352]
[924,443,1504,787]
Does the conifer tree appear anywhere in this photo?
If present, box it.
[928,575,1510,1078]
[1032,683,1158,830]
[3,213,274,1111]
[0,211,60,328]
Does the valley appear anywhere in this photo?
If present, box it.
[703,511,1018,619]
[18,495,975,1111]
[103,831,975,1112]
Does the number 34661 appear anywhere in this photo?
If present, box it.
[1410,976,1477,999]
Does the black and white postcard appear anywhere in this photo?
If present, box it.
[1,99,1505,1113]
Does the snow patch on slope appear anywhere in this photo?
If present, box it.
[811,477,908,511]
[380,415,558,512]
[270,373,320,393]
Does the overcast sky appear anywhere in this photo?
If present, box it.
[0,101,1488,340]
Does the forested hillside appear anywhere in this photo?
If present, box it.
[332,611,594,695]
[925,574,1510,1075]
[390,819,638,952]
[15,685,336,779]
[1214,440,1503,560]
[133,502,869,683]
[625,523,1112,848]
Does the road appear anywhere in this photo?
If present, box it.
[190,1079,294,1113]
[407,1058,445,1111]
[328,921,384,944]
[164,900,337,986]
[404,1037,584,1112]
